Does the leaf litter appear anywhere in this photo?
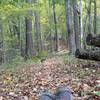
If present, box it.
[0,55,100,100]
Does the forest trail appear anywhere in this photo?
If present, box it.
[0,52,100,99]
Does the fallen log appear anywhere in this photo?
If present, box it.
[86,34,100,47]
[75,49,100,61]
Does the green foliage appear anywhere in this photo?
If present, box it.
[93,91,100,96]
[0,56,24,71]
[32,57,41,63]
[64,54,77,65]
[37,51,48,59]
[32,51,48,63]
[0,56,38,72]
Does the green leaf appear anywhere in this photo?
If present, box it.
[96,85,100,88]
[94,91,100,96]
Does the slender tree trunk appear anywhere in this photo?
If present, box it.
[25,0,35,60]
[83,14,88,49]
[34,12,42,54]
[73,0,80,49]
[17,17,20,40]
[2,23,7,64]
[12,22,20,40]
[34,0,42,54]
[0,23,3,64]
[80,0,84,48]
[52,0,58,51]
[19,17,26,57]
[83,4,91,48]
[89,0,92,34]
[65,0,76,54]
[47,0,53,52]
[94,0,97,34]
[18,16,24,57]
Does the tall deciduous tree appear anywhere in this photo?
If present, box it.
[73,0,80,49]
[65,0,76,54]
[89,0,92,34]
[34,0,42,54]
[52,0,58,51]
[94,0,97,34]
[0,23,3,64]
[79,0,83,48]
[25,0,35,60]
[47,0,53,52]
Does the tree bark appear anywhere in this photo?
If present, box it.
[79,0,84,48]
[83,4,89,49]
[34,0,42,54]
[73,1,80,49]
[89,0,93,34]
[52,0,58,51]
[45,0,53,52]
[25,0,35,60]
[86,34,100,47]
[75,49,100,61]
[12,20,20,40]
[65,0,76,54]
[34,11,42,54]
[94,0,97,34]
[0,23,3,64]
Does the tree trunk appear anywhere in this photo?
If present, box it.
[65,0,76,54]
[94,0,97,34]
[34,0,42,54]
[52,0,58,51]
[75,49,100,61]
[25,0,35,60]
[34,11,42,54]
[79,0,84,48]
[73,0,80,49]
[0,23,3,64]
[46,0,53,52]
[86,34,100,47]
[12,21,20,40]
[89,0,93,34]
[83,5,89,49]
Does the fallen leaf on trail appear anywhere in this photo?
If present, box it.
[0,96,3,100]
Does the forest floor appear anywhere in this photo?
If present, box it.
[0,50,100,100]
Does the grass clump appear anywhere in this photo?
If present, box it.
[63,53,78,65]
